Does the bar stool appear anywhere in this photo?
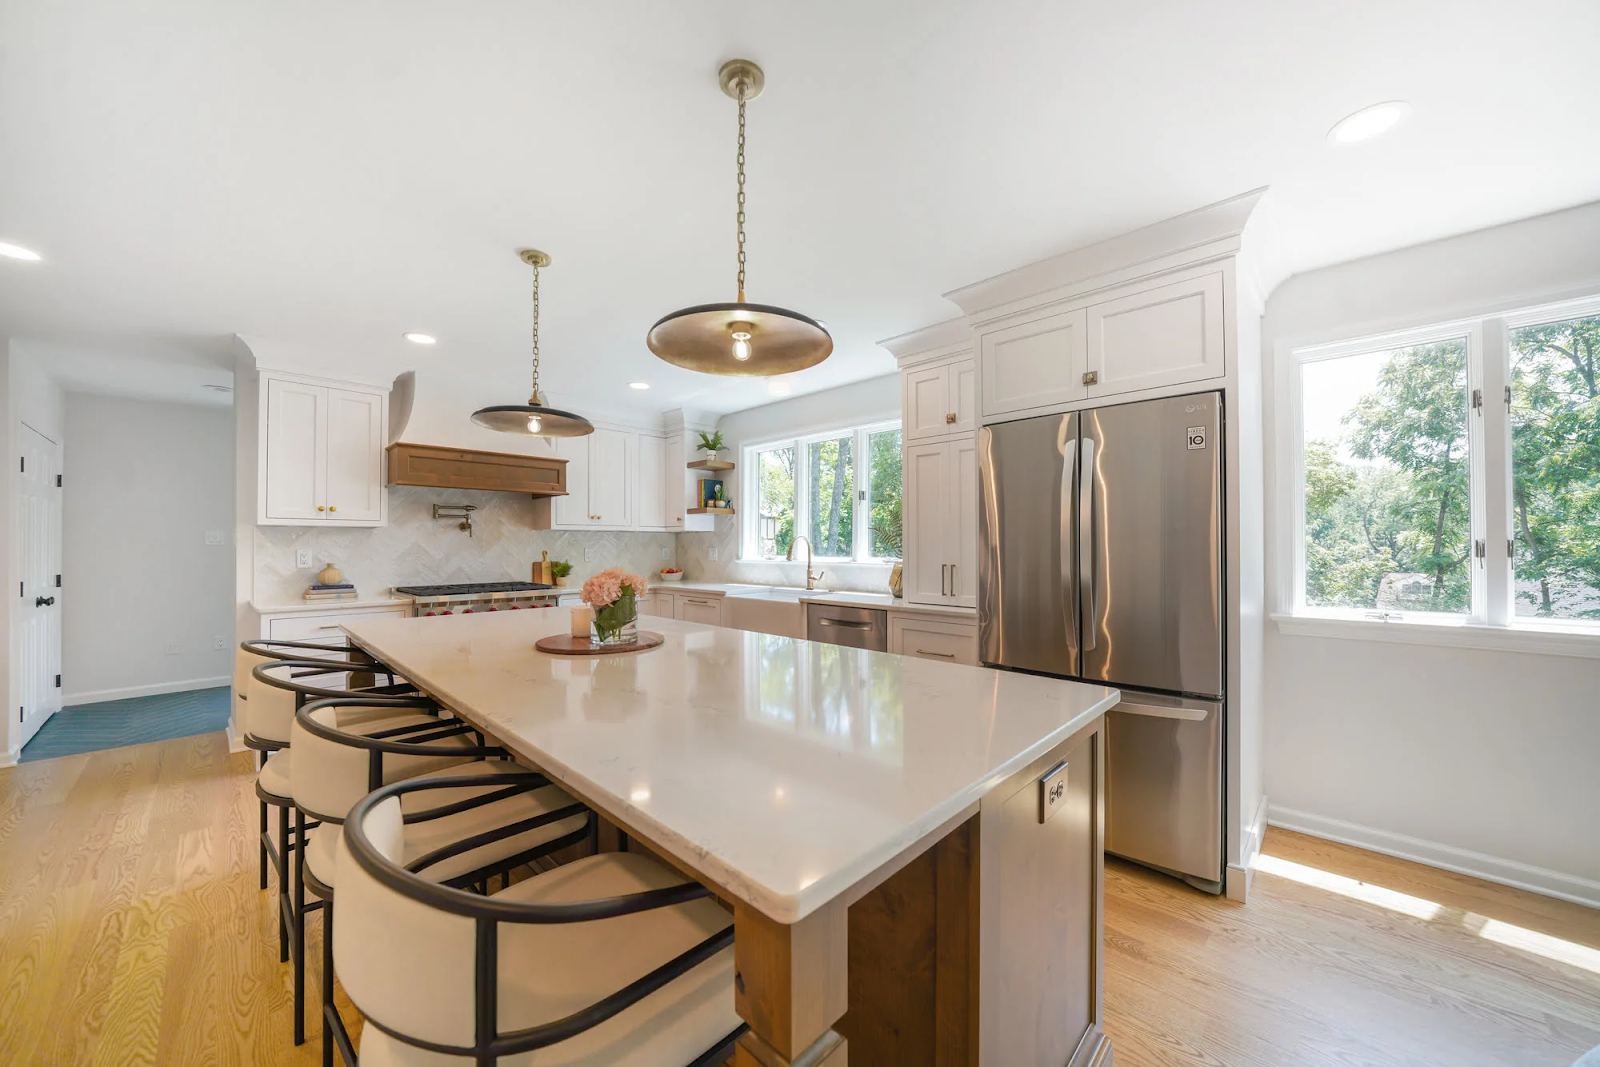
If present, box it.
[336,774,746,1067]
[246,653,427,980]
[291,695,591,1061]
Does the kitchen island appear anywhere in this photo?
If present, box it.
[343,607,1119,1066]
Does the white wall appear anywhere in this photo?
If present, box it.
[1262,199,1600,905]
[677,374,901,592]
[61,394,235,703]
[2,344,66,762]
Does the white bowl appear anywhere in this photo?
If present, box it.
[658,571,684,582]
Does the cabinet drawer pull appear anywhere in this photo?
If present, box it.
[916,649,956,658]
[684,598,713,605]
[316,624,343,631]
[1082,370,1099,386]
[940,564,947,596]
[317,505,326,512]
[818,618,874,630]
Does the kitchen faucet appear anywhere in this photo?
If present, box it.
[786,536,825,590]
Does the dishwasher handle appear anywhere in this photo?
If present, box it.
[817,617,875,630]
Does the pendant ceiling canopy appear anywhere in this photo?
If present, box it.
[471,249,595,438]
[646,59,832,377]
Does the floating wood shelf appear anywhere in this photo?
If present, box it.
[686,507,735,515]
[687,459,735,471]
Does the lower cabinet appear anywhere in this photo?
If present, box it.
[262,605,408,643]
[889,613,978,665]
[673,593,725,626]
[903,437,978,609]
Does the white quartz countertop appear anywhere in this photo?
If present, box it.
[343,608,1117,924]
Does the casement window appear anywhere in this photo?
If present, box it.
[743,421,903,563]
[1280,296,1600,651]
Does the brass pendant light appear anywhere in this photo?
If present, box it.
[647,59,832,376]
[472,249,595,438]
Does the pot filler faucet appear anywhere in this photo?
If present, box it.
[786,536,825,590]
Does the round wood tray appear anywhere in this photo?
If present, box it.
[534,631,665,656]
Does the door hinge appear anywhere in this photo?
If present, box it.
[1471,388,1483,412]
[18,582,23,598]
[18,457,23,472]
[1508,539,1515,558]
[55,674,61,689]
[18,706,23,723]
[55,575,61,587]
[56,474,61,487]
[1504,385,1512,409]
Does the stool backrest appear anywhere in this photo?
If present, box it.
[247,657,378,745]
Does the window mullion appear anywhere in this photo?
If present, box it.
[1480,319,1512,626]
[792,437,808,560]
[852,428,868,562]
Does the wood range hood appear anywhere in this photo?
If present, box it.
[386,441,568,497]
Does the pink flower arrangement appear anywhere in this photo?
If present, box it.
[580,567,648,608]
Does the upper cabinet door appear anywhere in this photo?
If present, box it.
[1084,271,1224,398]
[949,360,977,435]
[325,388,386,523]
[902,441,949,607]
[636,434,667,529]
[980,308,1088,417]
[586,428,630,527]
[552,435,591,526]
[903,364,954,442]
[263,378,327,521]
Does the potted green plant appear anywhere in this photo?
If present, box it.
[550,559,573,588]
[697,430,726,463]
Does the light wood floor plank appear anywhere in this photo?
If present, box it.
[1,734,1596,1065]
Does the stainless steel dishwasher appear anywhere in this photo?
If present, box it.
[805,603,888,651]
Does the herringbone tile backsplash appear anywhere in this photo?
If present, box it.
[254,486,676,604]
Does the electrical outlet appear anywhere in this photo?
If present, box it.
[213,635,227,651]
[296,549,313,568]
[165,642,180,656]
[584,546,594,562]
[204,530,225,546]
[709,546,719,562]
[660,546,670,560]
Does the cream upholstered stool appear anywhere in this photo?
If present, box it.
[336,774,746,1067]
[291,695,591,1063]
[246,652,429,1012]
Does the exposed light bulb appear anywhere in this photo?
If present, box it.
[733,338,751,360]
[527,414,542,433]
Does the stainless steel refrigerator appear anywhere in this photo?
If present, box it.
[977,391,1225,892]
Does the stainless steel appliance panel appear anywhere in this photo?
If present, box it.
[978,412,1079,677]
[805,604,888,652]
[1105,689,1223,889]
[1079,393,1223,698]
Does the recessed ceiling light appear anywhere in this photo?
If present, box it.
[1328,101,1411,145]
[0,242,42,261]
[768,380,791,397]
[628,381,650,390]
[402,332,437,345]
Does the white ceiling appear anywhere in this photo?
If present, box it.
[1,0,1597,416]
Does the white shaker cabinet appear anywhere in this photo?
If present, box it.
[903,437,977,609]
[539,428,633,530]
[259,372,389,527]
[673,592,725,625]
[903,358,977,442]
[1083,271,1224,398]
[980,308,1088,416]
[635,434,669,530]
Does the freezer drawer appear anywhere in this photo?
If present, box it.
[1105,690,1223,892]
[805,604,888,651]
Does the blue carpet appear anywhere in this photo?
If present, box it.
[20,687,231,762]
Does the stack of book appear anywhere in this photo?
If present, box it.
[304,582,358,601]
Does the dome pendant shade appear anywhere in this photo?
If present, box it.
[647,301,832,376]
[472,248,594,438]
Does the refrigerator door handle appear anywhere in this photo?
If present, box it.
[1058,436,1078,648]
[1116,700,1209,722]
[1078,437,1096,651]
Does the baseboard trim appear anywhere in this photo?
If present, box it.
[1268,805,1600,911]
[0,749,17,769]
[63,676,231,706]
[1226,794,1271,902]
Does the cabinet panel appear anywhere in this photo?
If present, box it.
[903,365,953,442]
[266,608,408,642]
[636,435,668,529]
[587,429,630,526]
[1085,271,1224,397]
[903,442,949,606]
[980,308,1087,416]
[950,360,977,435]
[674,594,723,626]
[949,436,978,608]
[889,616,977,665]
[639,591,671,619]
[552,436,590,527]
[325,388,385,522]
[264,378,326,521]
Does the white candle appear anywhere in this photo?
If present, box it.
[570,604,594,637]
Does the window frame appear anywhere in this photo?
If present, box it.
[741,418,903,565]
[1276,294,1600,657]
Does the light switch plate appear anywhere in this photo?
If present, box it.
[709,546,719,562]
[296,549,313,568]
[213,635,227,650]
[165,642,180,656]
[205,530,225,546]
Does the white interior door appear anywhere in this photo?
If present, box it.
[325,387,385,522]
[18,424,62,745]
[263,378,327,520]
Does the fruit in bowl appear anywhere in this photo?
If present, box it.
[658,567,684,582]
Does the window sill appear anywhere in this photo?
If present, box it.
[1270,612,1600,660]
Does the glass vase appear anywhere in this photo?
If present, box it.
[591,592,639,646]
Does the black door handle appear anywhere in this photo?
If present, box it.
[35,596,54,607]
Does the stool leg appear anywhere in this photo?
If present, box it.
[278,803,290,963]
[294,810,307,1045]
[322,896,336,1067]
[258,796,268,890]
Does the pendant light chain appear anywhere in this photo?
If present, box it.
[736,84,747,303]
[528,257,541,400]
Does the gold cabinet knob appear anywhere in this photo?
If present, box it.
[329,505,337,512]
[317,505,326,512]
[945,412,957,423]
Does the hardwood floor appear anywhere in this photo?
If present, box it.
[1,733,1596,1065]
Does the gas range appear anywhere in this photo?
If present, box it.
[393,581,561,617]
